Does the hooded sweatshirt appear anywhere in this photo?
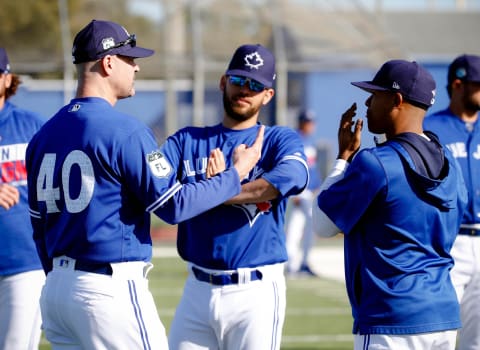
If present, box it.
[317,131,467,335]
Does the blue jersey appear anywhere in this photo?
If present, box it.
[424,108,480,226]
[0,101,45,275]
[26,97,243,273]
[317,138,467,335]
[160,123,308,269]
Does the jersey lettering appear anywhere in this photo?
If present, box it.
[183,157,208,178]
[0,143,29,185]
[1,161,27,184]
[62,151,94,213]
[473,144,480,160]
[36,151,95,214]
[0,143,28,162]
[446,142,467,158]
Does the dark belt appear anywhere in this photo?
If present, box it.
[74,260,113,275]
[459,228,480,236]
[192,266,262,286]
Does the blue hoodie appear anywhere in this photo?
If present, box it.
[318,132,467,335]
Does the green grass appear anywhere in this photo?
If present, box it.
[39,242,353,349]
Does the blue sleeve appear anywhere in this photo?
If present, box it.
[154,169,241,224]
[124,129,241,225]
[318,149,386,234]
[262,127,309,197]
[25,134,51,273]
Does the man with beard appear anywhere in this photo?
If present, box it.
[164,44,309,350]
[0,47,45,350]
[423,54,480,350]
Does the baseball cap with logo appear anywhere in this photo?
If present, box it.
[0,48,10,73]
[351,59,436,110]
[225,44,276,88]
[448,54,480,85]
[72,19,154,64]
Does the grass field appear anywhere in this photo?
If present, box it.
[39,241,353,350]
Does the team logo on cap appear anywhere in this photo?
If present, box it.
[430,89,436,105]
[244,52,264,70]
[101,37,116,51]
[147,151,172,178]
[456,68,467,79]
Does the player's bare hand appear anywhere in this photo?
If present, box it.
[337,103,363,161]
[207,148,226,178]
[0,183,20,210]
[233,125,264,180]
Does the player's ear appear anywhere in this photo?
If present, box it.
[99,55,114,74]
[4,73,12,89]
[262,88,275,105]
[220,75,227,92]
[393,92,403,108]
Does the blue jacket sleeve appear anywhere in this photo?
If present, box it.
[154,168,241,224]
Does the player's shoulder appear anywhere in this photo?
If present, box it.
[264,124,299,140]
[353,147,390,170]
[423,109,456,126]
[171,124,220,140]
[4,101,45,127]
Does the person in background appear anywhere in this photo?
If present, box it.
[25,20,262,349]
[0,47,46,350]
[423,54,480,350]
[286,109,322,277]
[313,59,467,350]
[166,43,309,350]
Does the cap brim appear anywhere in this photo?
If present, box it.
[351,81,389,92]
[115,46,154,59]
[226,69,272,88]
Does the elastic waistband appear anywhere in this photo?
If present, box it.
[189,263,284,286]
[52,256,152,279]
[459,228,480,236]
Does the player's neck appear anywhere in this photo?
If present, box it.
[222,115,258,130]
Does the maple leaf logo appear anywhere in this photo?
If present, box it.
[244,52,264,70]
[256,201,272,212]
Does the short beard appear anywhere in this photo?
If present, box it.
[463,86,480,112]
[464,98,480,112]
[223,92,258,122]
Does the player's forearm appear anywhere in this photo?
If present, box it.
[224,178,279,205]
[311,159,348,237]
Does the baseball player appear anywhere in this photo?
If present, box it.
[0,47,46,350]
[285,109,322,276]
[423,54,480,350]
[25,20,263,350]
[166,44,309,350]
[312,60,467,349]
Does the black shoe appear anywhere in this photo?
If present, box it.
[299,264,318,277]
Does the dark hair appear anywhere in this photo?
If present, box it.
[5,74,21,100]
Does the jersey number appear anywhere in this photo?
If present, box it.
[36,151,95,214]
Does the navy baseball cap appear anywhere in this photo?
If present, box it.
[298,109,315,123]
[448,54,480,85]
[72,19,154,64]
[225,44,276,88]
[351,59,436,110]
[0,48,10,73]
